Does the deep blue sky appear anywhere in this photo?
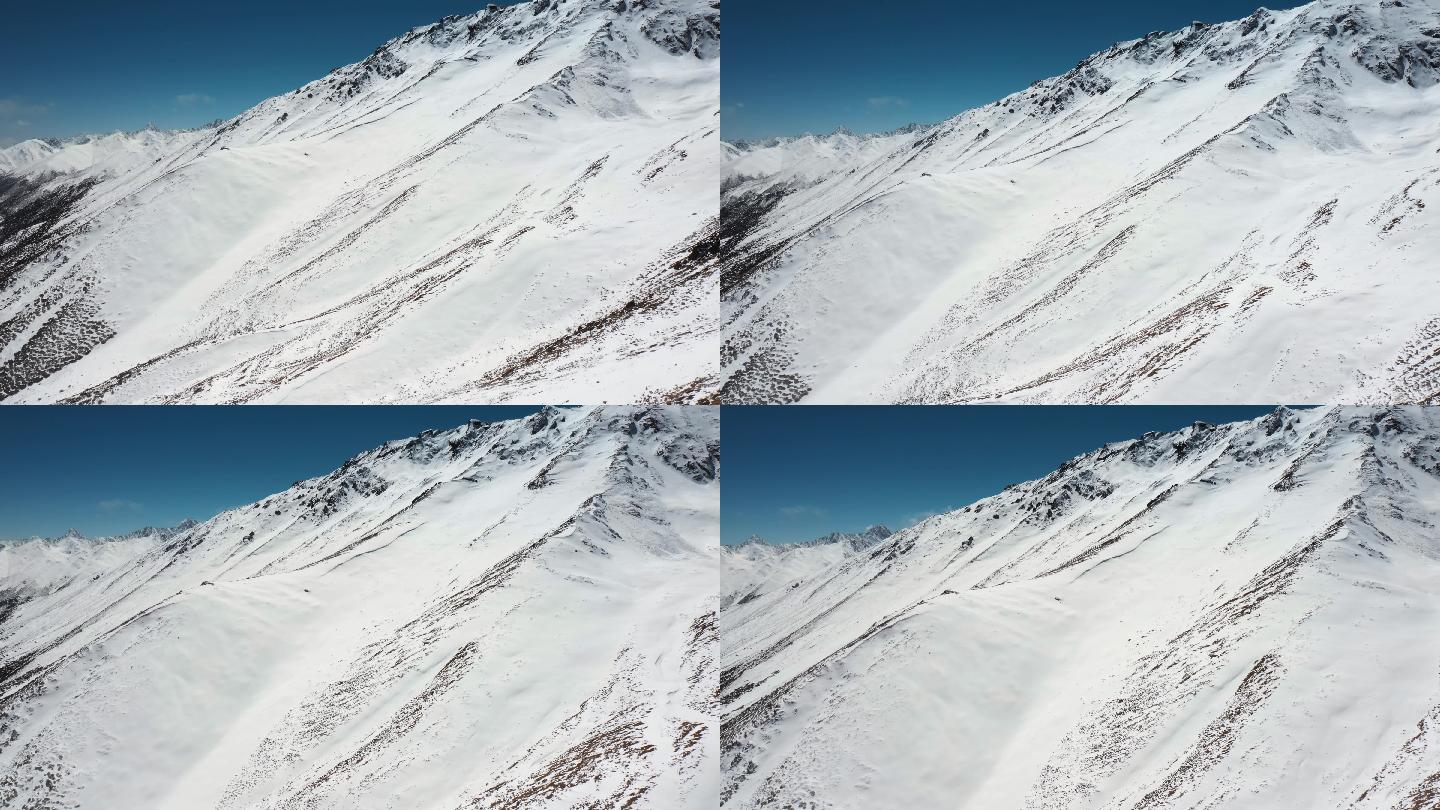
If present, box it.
[723,0,1307,140]
[0,406,540,539]
[0,1,524,147]
[722,406,1306,545]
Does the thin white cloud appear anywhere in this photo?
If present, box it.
[866,96,910,110]
[0,98,53,117]
[175,93,215,106]
[902,504,957,527]
[98,498,143,512]
[0,97,53,145]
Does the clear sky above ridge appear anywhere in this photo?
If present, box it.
[722,406,1308,545]
[722,0,1310,140]
[0,1,526,147]
[0,406,541,539]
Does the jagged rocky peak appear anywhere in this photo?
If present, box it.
[810,523,894,551]
[114,518,201,541]
[727,121,935,152]
[725,524,895,561]
[3,519,197,547]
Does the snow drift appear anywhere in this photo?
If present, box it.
[721,406,1440,808]
[0,0,719,404]
[0,405,719,809]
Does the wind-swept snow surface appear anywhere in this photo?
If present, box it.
[0,406,720,809]
[721,406,1440,809]
[0,0,719,404]
[720,0,1440,404]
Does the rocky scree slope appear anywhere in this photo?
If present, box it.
[0,405,720,810]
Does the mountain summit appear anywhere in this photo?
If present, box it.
[0,0,719,404]
[720,0,1440,404]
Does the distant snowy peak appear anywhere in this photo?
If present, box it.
[727,523,893,555]
[809,523,894,551]
[0,519,203,607]
[2,517,199,546]
[725,123,934,153]
[721,524,895,614]
[111,517,201,540]
[0,128,207,178]
[723,124,935,187]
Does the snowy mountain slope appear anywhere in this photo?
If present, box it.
[0,405,720,809]
[720,524,892,612]
[721,406,1440,809]
[0,0,719,404]
[719,0,1440,404]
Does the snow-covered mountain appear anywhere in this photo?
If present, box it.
[0,521,199,620]
[0,405,719,809]
[719,0,1440,404]
[723,126,931,189]
[721,406,1440,808]
[0,128,208,178]
[0,0,719,404]
[720,524,892,611]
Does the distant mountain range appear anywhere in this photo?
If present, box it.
[721,524,893,611]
